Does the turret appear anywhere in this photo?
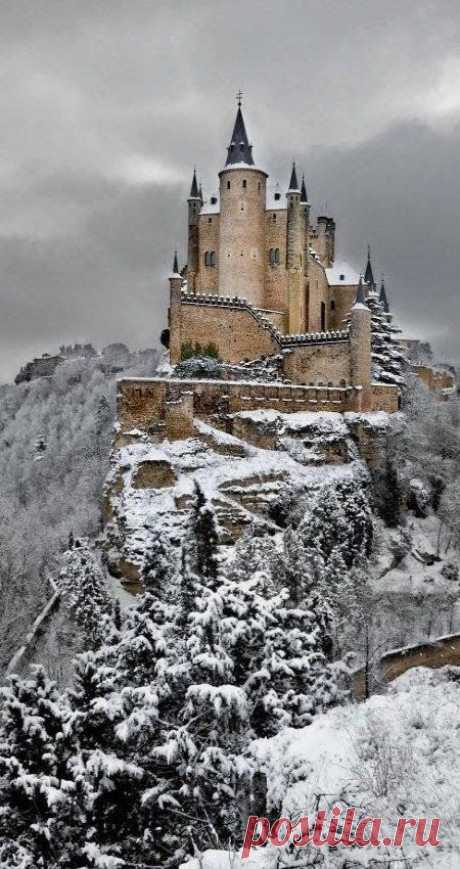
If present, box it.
[300,173,310,277]
[187,169,201,293]
[350,277,372,397]
[169,251,183,364]
[286,162,305,332]
[218,100,267,306]
[317,215,335,267]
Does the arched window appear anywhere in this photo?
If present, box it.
[227,180,231,190]
[204,251,216,267]
[272,213,276,222]
[242,179,247,189]
[274,248,280,264]
[330,300,336,311]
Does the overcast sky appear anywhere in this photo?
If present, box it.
[1,0,460,380]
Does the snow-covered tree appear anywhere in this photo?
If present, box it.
[58,539,112,648]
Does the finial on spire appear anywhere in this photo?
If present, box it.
[236,89,243,108]
[364,245,375,289]
[288,161,299,192]
[300,173,308,203]
[354,275,368,307]
[189,168,199,199]
[225,98,254,166]
[379,275,390,313]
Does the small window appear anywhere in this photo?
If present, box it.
[204,251,209,266]
[258,181,261,192]
[275,248,280,264]
[274,192,281,201]
[210,251,216,267]
[272,213,276,222]
[227,180,231,190]
[340,274,345,281]
[330,300,336,311]
[210,195,217,204]
[242,179,247,189]
[208,217,212,224]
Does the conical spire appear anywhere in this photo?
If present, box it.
[379,278,390,313]
[354,276,368,306]
[225,104,254,166]
[172,250,179,275]
[189,169,199,198]
[198,183,203,205]
[300,173,308,203]
[364,245,375,289]
[288,161,299,191]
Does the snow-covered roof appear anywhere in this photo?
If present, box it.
[219,162,267,174]
[201,195,220,215]
[266,188,287,211]
[326,261,360,286]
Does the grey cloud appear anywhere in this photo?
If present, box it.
[0,0,459,380]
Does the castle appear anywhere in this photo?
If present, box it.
[165,97,401,415]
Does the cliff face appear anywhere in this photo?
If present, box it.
[103,409,395,592]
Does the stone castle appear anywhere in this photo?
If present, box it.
[165,98,400,416]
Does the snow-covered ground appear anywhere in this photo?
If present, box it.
[184,667,460,869]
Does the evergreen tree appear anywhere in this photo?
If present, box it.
[189,483,220,584]
[58,539,112,648]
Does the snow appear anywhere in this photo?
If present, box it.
[201,195,220,215]
[266,188,287,211]
[326,260,361,286]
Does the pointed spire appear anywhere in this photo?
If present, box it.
[379,277,390,313]
[300,173,308,203]
[225,102,254,166]
[288,161,299,192]
[364,244,375,289]
[198,183,203,205]
[172,250,179,275]
[354,276,368,307]
[189,169,199,198]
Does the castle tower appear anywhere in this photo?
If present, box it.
[286,162,306,333]
[187,170,201,293]
[217,100,267,307]
[350,277,372,391]
[169,251,183,364]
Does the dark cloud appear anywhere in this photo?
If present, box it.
[0,0,459,379]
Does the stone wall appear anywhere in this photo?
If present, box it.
[173,298,279,363]
[282,340,351,385]
[415,364,456,395]
[117,377,370,439]
[264,208,288,312]
[197,212,220,293]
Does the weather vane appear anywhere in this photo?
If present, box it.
[236,89,243,107]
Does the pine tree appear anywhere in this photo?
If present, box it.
[189,483,220,585]
[58,539,112,648]
[0,667,77,868]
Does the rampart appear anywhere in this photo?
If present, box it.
[117,376,399,441]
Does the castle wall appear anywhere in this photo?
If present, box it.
[118,377,361,436]
[308,258,329,331]
[218,167,267,306]
[264,208,288,312]
[415,364,456,394]
[256,308,288,332]
[197,213,220,292]
[282,341,351,385]
[328,283,356,330]
[174,299,279,363]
